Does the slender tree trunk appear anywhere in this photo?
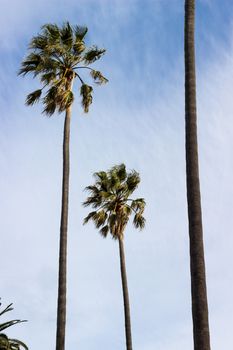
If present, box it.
[118,237,133,350]
[55,106,72,350]
[184,1,211,349]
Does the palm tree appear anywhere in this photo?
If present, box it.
[0,301,28,350]
[83,164,145,350]
[184,1,211,349]
[19,22,107,350]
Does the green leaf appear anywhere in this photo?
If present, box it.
[0,301,28,350]
[84,185,99,194]
[126,171,140,194]
[84,46,106,64]
[94,171,107,182]
[80,84,93,113]
[83,195,102,208]
[133,213,146,230]
[83,211,97,225]
[25,89,42,106]
[0,319,27,332]
[18,53,42,76]
[115,164,127,182]
[99,225,109,238]
[60,22,73,48]
[29,34,48,51]
[40,71,57,84]
[57,90,74,112]
[73,41,85,55]
[90,70,108,85]
[43,23,60,43]
[73,25,88,41]
[8,338,29,350]
[93,210,108,228]
[131,198,145,211]
[0,304,13,317]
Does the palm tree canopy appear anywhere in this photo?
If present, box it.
[83,164,146,239]
[0,301,28,350]
[19,22,108,115]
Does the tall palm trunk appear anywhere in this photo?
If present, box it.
[56,105,72,350]
[118,237,133,350]
[184,1,211,349]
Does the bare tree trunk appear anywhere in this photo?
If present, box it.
[56,106,72,350]
[184,1,211,349]
[118,237,133,350]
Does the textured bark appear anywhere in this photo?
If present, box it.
[55,106,72,350]
[184,1,211,349]
[118,237,133,350]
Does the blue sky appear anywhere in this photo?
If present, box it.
[1,1,233,349]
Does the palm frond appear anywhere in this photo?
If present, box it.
[39,56,61,73]
[19,53,60,78]
[57,90,74,112]
[0,301,28,350]
[83,211,97,225]
[130,198,146,211]
[0,320,26,333]
[126,170,140,194]
[90,70,108,85]
[0,304,13,317]
[29,34,48,51]
[43,23,60,43]
[94,171,107,182]
[115,164,127,182]
[42,86,59,116]
[7,338,29,350]
[108,212,117,231]
[99,180,109,192]
[0,334,28,350]
[99,225,109,238]
[60,22,73,49]
[123,205,132,216]
[42,101,56,116]
[73,25,88,41]
[93,210,108,228]
[109,172,121,191]
[18,53,42,76]
[73,41,85,56]
[83,46,106,64]
[25,89,42,106]
[0,334,9,349]
[94,171,110,192]
[99,191,114,200]
[133,213,146,230]
[84,185,100,194]
[80,84,93,113]
[83,195,102,208]
[40,71,57,84]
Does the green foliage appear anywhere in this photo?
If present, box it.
[19,22,107,116]
[25,89,42,106]
[90,70,108,85]
[84,46,106,64]
[83,164,146,240]
[0,302,28,350]
[80,84,93,113]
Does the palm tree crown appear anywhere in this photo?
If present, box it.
[0,301,28,350]
[83,164,146,238]
[19,22,107,115]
